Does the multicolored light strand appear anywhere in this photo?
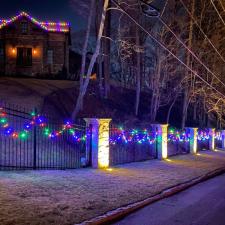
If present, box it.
[110,127,156,145]
[0,12,70,33]
[0,109,86,142]
[168,128,190,142]
[215,131,222,141]
[197,130,210,141]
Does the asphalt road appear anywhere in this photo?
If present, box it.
[113,173,225,225]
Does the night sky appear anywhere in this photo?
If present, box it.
[0,0,84,31]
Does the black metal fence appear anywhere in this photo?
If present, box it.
[167,142,190,156]
[0,102,87,170]
[109,123,157,165]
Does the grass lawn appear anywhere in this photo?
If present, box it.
[0,77,76,109]
[0,151,225,225]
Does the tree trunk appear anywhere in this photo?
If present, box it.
[103,0,111,98]
[150,52,161,122]
[181,88,189,129]
[135,26,141,116]
[181,0,195,129]
[79,0,95,110]
[72,0,109,119]
[166,91,178,124]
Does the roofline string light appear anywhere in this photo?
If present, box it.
[0,11,70,33]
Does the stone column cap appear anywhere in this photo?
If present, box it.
[151,124,169,127]
[84,118,112,125]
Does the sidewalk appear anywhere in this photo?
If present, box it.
[0,151,225,225]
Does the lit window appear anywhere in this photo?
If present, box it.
[47,50,53,65]
[21,22,28,34]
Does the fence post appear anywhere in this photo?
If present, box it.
[152,124,168,160]
[83,120,92,167]
[209,128,215,151]
[186,127,198,154]
[33,108,37,170]
[84,118,112,169]
[221,130,225,150]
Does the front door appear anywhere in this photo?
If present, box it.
[16,47,32,67]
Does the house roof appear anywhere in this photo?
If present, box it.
[0,11,70,33]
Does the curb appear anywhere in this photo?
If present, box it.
[76,167,225,225]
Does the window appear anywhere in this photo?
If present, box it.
[47,50,53,65]
[21,22,28,34]
[17,48,32,66]
[0,42,4,55]
[0,41,4,62]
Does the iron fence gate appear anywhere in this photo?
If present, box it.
[0,102,87,170]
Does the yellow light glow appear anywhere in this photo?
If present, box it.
[162,125,168,159]
[12,48,16,54]
[196,153,201,156]
[209,128,216,151]
[193,129,197,154]
[98,119,111,168]
[106,168,113,171]
[165,159,172,162]
[33,49,37,54]
[189,128,198,154]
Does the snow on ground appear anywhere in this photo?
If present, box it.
[0,151,225,225]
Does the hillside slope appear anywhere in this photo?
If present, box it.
[0,77,153,124]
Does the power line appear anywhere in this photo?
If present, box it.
[218,0,225,14]
[111,0,225,99]
[179,0,225,65]
[141,0,225,89]
[157,16,225,89]
[210,0,225,26]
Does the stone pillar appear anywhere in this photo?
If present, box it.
[153,124,168,160]
[186,127,198,154]
[222,130,225,150]
[84,118,112,169]
[209,128,215,151]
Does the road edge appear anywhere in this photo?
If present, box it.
[76,167,225,225]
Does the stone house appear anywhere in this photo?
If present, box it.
[0,12,71,77]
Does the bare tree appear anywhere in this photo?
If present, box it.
[79,0,95,110]
[72,0,109,119]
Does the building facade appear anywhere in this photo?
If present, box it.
[0,12,71,77]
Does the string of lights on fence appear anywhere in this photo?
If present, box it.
[0,108,222,144]
[0,109,86,142]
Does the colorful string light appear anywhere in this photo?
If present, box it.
[168,128,190,142]
[215,131,222,141]
[1,107,223,145]
[197,130,210,141]
[0,12,70,33]
[110,127,156,145]
[0,108,86,142]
